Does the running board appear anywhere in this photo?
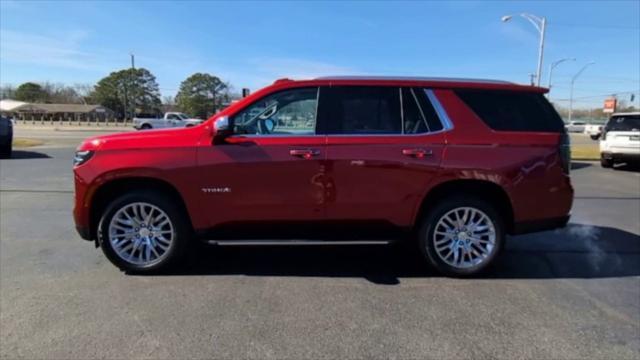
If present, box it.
[207,239,392,246]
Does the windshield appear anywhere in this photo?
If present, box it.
[177,113,190,120]
[605,115,640,132]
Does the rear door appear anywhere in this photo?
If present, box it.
[321,86,446,229]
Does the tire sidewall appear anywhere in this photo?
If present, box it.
[0,144,11,158]
[98,191,188,273]
[419,196,505,277]
[600,156,613,168]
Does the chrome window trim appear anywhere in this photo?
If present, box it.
[229,134,319,138]
[410,88,431,133]
[425,89,454,131]
[399,87,405,134]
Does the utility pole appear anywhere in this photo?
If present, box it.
[130,53,135,121]
[569,61,595,122]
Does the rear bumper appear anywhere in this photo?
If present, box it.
[512,215,570,235]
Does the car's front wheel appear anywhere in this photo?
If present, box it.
[0,143,11,158]
[419,197,504,277]
[601,155,613,168]
[97,191,189,273]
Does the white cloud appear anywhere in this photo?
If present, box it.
[0,29,105,71]
[215,57,360,90]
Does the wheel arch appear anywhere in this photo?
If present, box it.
[414,179,515,234]
[89,177,193,240]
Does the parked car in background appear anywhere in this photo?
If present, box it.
[584,123,604,140]
[600,112,640,168]
[565,120,586,133]
[133,112,203,130]
[73,76,573,277]
[0,116,13,158]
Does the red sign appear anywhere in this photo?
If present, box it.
[603,98,617,113]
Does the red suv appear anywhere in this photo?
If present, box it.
[73,77,573,276]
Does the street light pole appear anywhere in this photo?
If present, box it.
[130,53,135,121]
[569,61,595,122]
[502,13,547,86]
[547,57,576,99]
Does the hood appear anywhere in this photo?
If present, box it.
[77,125,209,152]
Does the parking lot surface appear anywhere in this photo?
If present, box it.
[1,131,639,359]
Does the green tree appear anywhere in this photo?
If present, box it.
[175,73,229,119]
[14,82,49,102]
[93,68,162,118]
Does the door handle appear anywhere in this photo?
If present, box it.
[402,148,432,158]
[290,148,320,159]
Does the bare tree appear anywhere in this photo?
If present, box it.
[0,84,16,99]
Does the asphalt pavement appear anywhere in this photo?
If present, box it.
[1,130,639,359]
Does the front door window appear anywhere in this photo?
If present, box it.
[232,88,319,136]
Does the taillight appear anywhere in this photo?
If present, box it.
[559,132,571,174]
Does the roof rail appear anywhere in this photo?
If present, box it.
[273,78,293,85]
[314,76,514,84]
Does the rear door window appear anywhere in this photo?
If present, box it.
[322,86,401,134]
[455,90,564,132]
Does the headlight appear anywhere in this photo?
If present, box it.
[73,150,94,166]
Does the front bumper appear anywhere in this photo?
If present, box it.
[75,225,92,241]
[601,152,640,163]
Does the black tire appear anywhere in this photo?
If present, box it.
[601,156,613,168]
[590,135,600,140]
[418,196,505,277]
[97,190,190,273]
[141,124,152,130]
[0,144,11,159]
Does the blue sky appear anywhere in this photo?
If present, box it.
[1,0,638,108]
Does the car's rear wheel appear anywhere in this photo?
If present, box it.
[141,124,152,130]
[590,135,600,140]
[419,197,504,277]
[97,191,189,273]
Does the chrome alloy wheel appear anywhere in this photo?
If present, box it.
[433,207,496,269]
[108,202,174,266]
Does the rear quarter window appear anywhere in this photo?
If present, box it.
[455,90,565,133]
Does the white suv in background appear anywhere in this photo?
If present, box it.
[600,112,640,168]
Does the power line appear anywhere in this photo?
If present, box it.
[554,90,639,101]
[551,22,640,30]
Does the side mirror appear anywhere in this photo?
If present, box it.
[213,116,229,132]
[212,116,232,144]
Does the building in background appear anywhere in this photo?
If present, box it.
[0,99,114,121]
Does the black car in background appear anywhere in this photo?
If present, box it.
[0,116,14,158]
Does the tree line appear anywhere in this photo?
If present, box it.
[551,100,638,121]
[0,69,239,120]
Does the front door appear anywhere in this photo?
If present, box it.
[322,86,445,229]
[197,87,326,234]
